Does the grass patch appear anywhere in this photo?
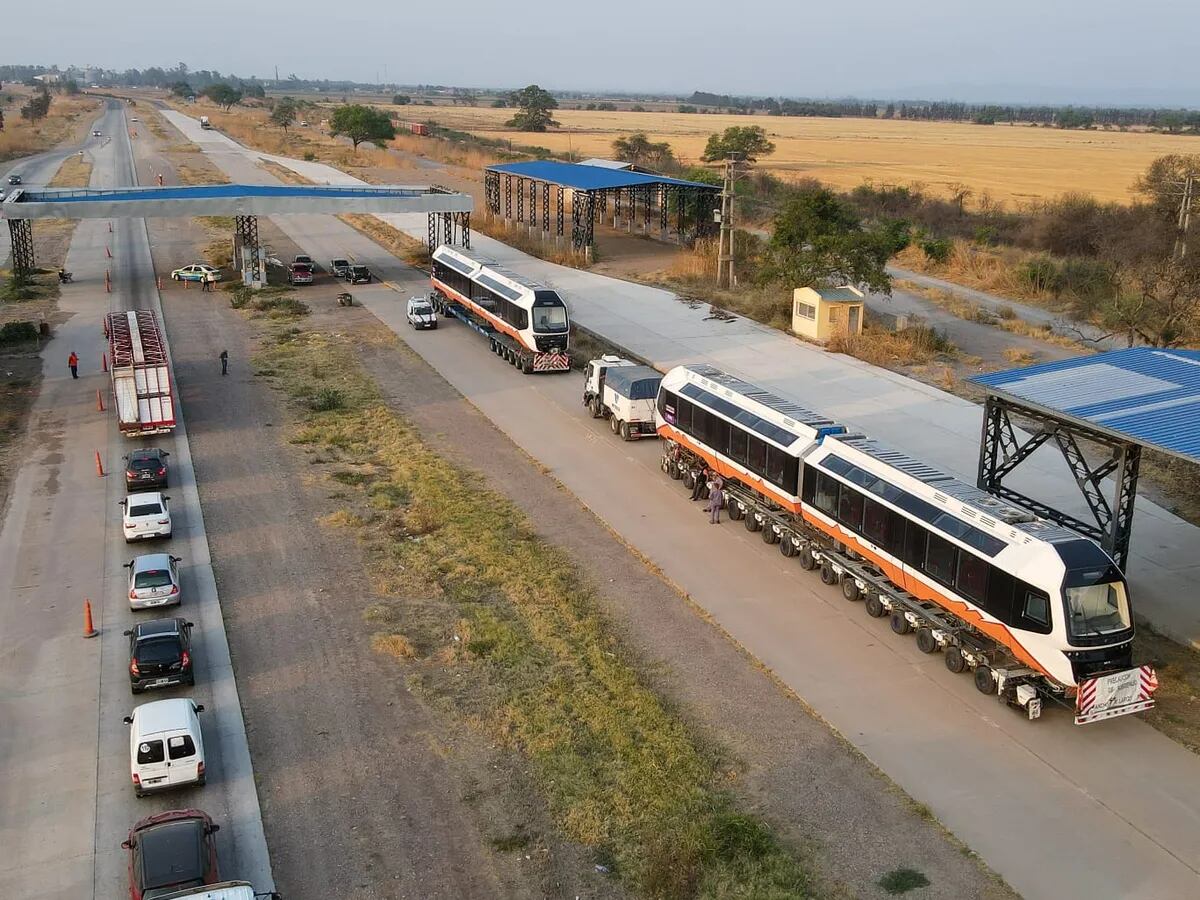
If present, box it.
[878,867,930,895]
[828,320,956,368]
[48,153,93,188]
[254,322,811,898]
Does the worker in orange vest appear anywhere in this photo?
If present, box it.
[68,351,79,379]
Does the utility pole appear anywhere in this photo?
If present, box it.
[1175,173,1195,258]
[716,153,741,288]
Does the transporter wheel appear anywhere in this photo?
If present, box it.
[864,594,885,618]
[973,665,995,695]
[915,627,938,654]
[667,461,682,480]
[590,397,603,418]
[798,546,817,570]
[683,470,696,490]
[620,421,632,442]
[889,611,912,635]
[841,578,860,601]
[610,416,620,434]
[779,536,798,557]
[944,645,967,674]
[744,513,762,533]
[819,563,838,585]
[522,358,533,375]
[761,525,779,545]
[727,502,744,521]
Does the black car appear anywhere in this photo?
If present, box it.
[125,618,194,694]
[125,448,169,491]
[347,264,372,284]
[7,174,21,185]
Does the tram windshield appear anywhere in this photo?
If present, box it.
[532,293,568,332]
[1063,566,1131,640]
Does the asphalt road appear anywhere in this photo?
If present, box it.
[0,101,273,899]
[162,116,1200,900]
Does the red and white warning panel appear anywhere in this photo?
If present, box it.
[1076,665,1158,724]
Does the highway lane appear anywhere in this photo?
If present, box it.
[0,101,273,899]
[165,126,1200,900]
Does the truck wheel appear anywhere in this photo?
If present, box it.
[610,416,620,434]
[798,546,817,570]
[666,460,682,480]
[620,421,632,441]
[916,627,938,654]
[590,397,603,418]
[744,513,762,532]
[889,612,912,635]
[820,563,838,585]
[779,537,798,557]
[944,646,967,674]
[761,526,779,545]
[521,358,533,375]
[864,594,885,618]
[727,502,744,521]
[841,578,860,601]
[973,665,995,694]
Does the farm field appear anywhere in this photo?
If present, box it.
[412,105,1200,204]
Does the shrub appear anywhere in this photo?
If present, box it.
[0,321,39,344]
[920,237,953,263]
[302,150,316,161]
[1021,256,1062,294]
[309,387,344,411]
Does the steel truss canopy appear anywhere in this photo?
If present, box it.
[0,183,473,220]
[970,348,1200,570]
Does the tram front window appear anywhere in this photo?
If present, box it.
[1064,569,1131,641]
[532,303,568,332]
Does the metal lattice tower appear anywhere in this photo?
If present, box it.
[8,219,35,278]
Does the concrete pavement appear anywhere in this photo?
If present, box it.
[149,114,1200,899]
[0,102,273,899]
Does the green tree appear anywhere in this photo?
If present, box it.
[506,84,559,132]
[270,97,298,132]
[1136,154,1200,221]
[203,83,243,110]
[329,104,395,149]
[169,81,192,98]
[62,79,79,95]
[611,132,676,170]
[701,125,776,162]
[20,89,51,122]
[392,94,411,106]
[761,186,894,293]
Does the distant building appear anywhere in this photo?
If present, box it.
[34,73,63,84]
[579,158,634,170]
[792,285,865,343]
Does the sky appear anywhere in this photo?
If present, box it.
[14,0,1200,106]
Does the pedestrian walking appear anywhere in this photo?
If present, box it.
[219,349,228,376]
[707,479,725,524]
[68,351,79,379]
[691,464,710,501]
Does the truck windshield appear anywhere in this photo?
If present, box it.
[532,304,567,332]
[1063,566,1131,640]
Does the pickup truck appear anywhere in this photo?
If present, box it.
[287,263,313,285]
[582,355,662,441]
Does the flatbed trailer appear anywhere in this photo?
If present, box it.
[105,309,176,437]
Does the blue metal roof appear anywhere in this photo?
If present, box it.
[487,161,720,192]
[16,184,429,203]
[971,347,1200,461]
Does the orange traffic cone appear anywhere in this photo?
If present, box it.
[102,353,108,372]
[94,451,105,477]
[83,599,98,638]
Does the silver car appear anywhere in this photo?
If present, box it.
[125,554,182,609]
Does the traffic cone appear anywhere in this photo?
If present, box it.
[105,246,112,259]
[96,390,105,411]
[94,451,105,477]
[83,599,98,638]
[108,222,113,233]
[102,353,108,372]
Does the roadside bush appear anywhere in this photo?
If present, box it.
[308,387,344,411]
[0,321,38,344]
[920,237,953,264]
[1021,255,1062,295]
[302,151,316,161]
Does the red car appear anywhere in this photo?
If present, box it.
[121,808,221,900]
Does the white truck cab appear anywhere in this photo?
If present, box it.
[407,296,438,330]
[582,355,663,441]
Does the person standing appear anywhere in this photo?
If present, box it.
[691,464,710,501]
[707,478,725,525]
[219,349,228,376]
[67,351,79,379]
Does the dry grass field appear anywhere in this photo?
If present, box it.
[414,105,1200,205]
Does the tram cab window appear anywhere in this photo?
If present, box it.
[1022,590,1050,628]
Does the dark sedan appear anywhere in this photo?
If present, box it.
[122,808,220,900]
[125,618,194,694]
[347,264,372,284]
[125,448,169,491]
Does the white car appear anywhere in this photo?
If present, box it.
[124,698,205,797]
[407,296,438,330]
[121,492,172,543]
[170,264,220,283]
[125,553,182,609]
[92,129,102,137]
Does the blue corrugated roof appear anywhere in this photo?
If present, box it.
[971,348,1200,461]
[487,161,720,192]
[17,184,430,203]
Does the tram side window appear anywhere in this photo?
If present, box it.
[984,568,1015,623]
[801,465,817,504]
[728,427,748,465]
[781,456,799,496]
[862,498,891,546]
[1020,589,1052,631]
[924,534,958,587]
[709,416,731,457]
[676,398,692,431]
[765,446,788,489]
[956,550,989,604]
[837,483,865,532]
[747,435,767,476]
[903,519,927,567]
[814,472,839,515]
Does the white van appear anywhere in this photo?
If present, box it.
[124,698,206,797]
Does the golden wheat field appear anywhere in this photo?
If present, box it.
[415,105,1200,205]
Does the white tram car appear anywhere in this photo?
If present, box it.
[655,363,1155,721]
[430,245,570,373]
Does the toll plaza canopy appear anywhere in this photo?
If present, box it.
[0,183,473,219]
[970,347,1200,569]
[483,160,721,253]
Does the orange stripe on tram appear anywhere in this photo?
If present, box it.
[431,278,524,344]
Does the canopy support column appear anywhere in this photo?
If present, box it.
[8,219,34,278]
[234,215,263,287]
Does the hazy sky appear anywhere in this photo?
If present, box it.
[15,0,1200,105]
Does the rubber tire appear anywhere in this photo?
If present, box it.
[728,502,744,521]
[131,684,143,695]
[779,537,798,557]
[744,513,762,533]
[944,645,967,674]
[522,358,533,375]
[683,471,696,491]
[196,775,206,787]
[761,525,779,545]
[864,594,885,618]
[841,578,860,601]
[610,415,621,434]
[819,564,838,585]
[185,673,195,687]
[667,462,682,481]
[889,612,912,635]
[974,665,995,695]
[915,627,938,654]
[620,421,632,442]
[798,547,817,571]
[590,397,603,418]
